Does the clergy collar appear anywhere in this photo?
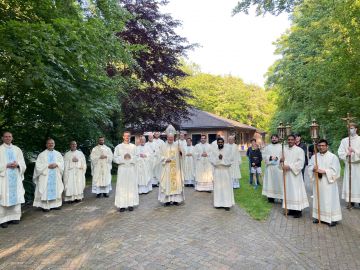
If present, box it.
[2,143,13,148]
[47,149,54,151]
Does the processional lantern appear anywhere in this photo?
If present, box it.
[285,123,292,137]
[277,122,286,140]
[310,119,320,141]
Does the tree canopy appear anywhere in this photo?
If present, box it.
[178,64,277,132]
[233,0,303,15]
[117,0,194,132]
[0,0,193,154]
[266,0,360,147]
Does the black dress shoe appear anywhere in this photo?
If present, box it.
[164,202,171,207]
[42,208,50,212]
[96,194,101,198]
[128,207,134,211]
[103,193,109,198]
[313,219,319,224]
[268,198,275,203]
[119,208,126,212]
[224,207,230,211]
[11,220,20,224]
[53,207,61,210]
[173,202,179,206]
[206,191,212,193]
[1,222,8,228]
[293,211,302,218]
[328,221,337,227]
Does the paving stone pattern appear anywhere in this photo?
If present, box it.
[0,174,359,269]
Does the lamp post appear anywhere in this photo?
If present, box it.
[278,122,291,217]
[310,119,320,224]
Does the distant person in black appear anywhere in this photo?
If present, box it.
[294,134,308,179]
[246,139,262,188]
[308,144,315,160]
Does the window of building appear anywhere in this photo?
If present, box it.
[192,134,201,145]
[208,133,217,144]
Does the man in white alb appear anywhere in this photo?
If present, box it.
[194,134,213,192]
[63,141,86,203]
[0,132,26,228]
[90,136,113,198]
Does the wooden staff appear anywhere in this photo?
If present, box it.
[313,142,321,223]
[341,113,356,209]
[281,142,287,217]
[310,119,320,224]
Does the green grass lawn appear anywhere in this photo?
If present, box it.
[234,157,273,221]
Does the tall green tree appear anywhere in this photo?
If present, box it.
[0,0,133,153]
[178,65,277,132]
[116,0,194,132]
[266,0,360,147]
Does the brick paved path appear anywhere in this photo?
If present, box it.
[0,177,359,269]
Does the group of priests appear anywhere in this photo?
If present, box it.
[0,126,241,227]
[261,122,360,227]
[1,122,359,228]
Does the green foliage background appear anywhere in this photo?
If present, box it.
[178,63,278,133]
[266,0,360,150]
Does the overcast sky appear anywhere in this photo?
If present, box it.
[161,0,291,87]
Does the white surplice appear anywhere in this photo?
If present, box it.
[33,150,64,210]
[145,141,160,185]
[281,145,309,211]
[113,143,139,208]
[90,145,113,194]
[338,134,360,202]
[135,144,153,194]
[153,138,165,184]
[194,142,214,191]
[227,143,242,188]
[0,144,26,223]
[210,146,235,208]
[63,150,86,201]
[158,142,184,203]
[183,145,196,185]
[262,143,283,200]
[308,151,342,223]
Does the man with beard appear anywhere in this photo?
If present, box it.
[280,134,309,218]
[0,132,26,228]
[210,138,234,211]
[338,123,360,206]
[295,134,308,179]
[90,136,113,198]
[211,131,225,149]
[262,134,283,203]
[309,139,342,226]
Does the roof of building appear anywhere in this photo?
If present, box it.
[180,108,265,133]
